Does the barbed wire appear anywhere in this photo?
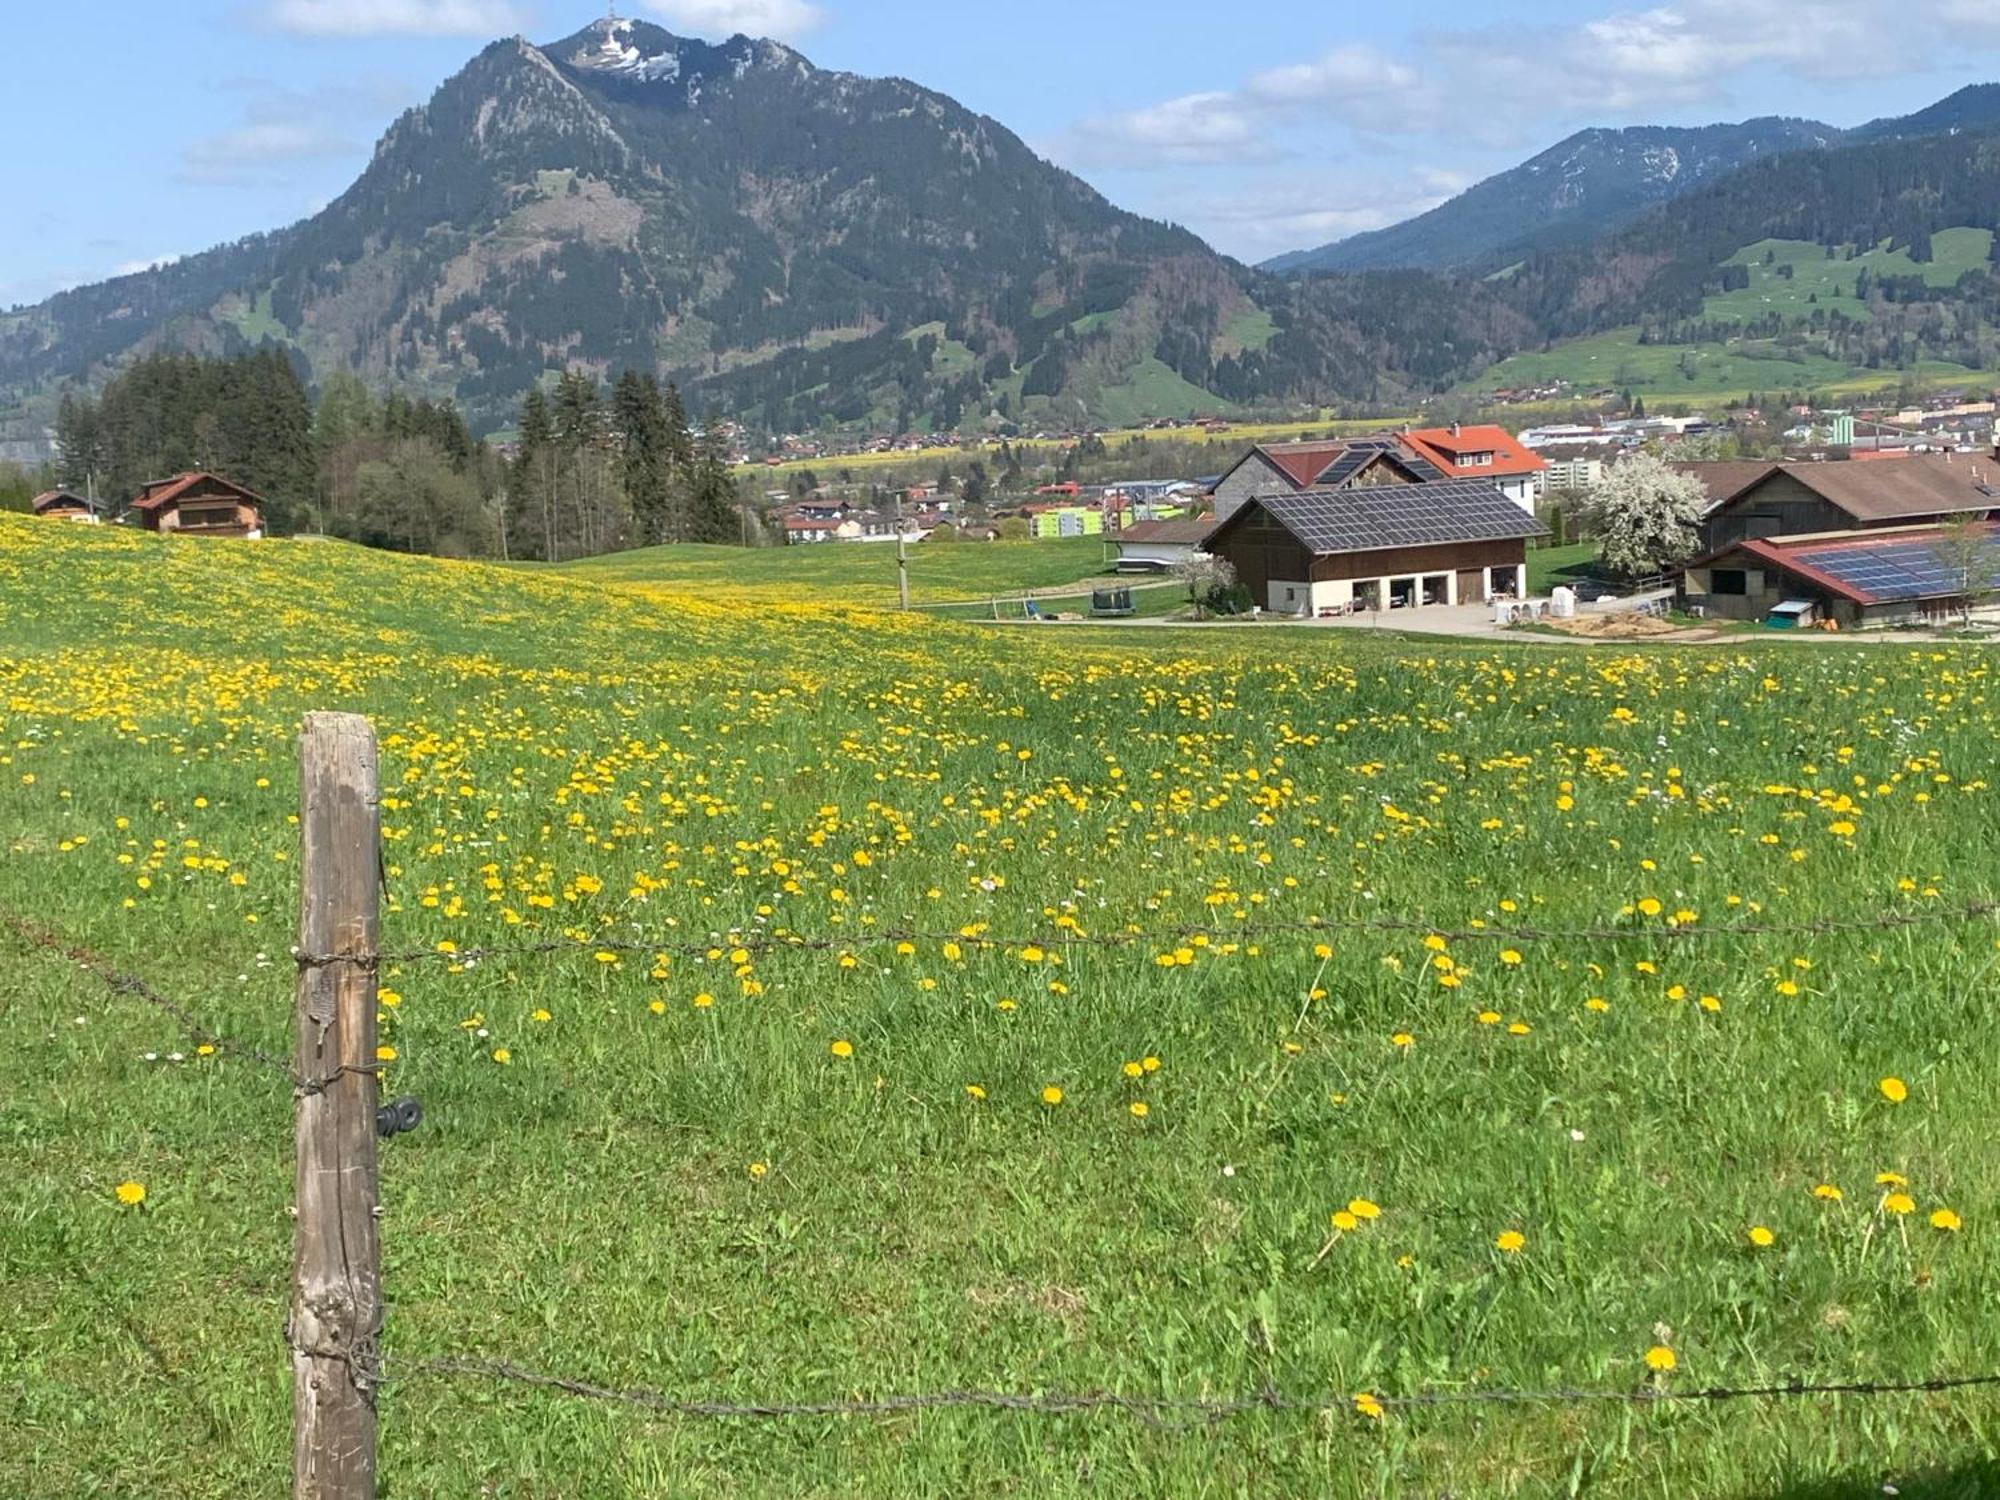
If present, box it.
[393,1354,2000,1428]
[297,896,2000,970]
[3,908,297,1078]
[1,907,373,1095]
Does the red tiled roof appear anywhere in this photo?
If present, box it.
[1260,441,1351,488]
[1398,425,1546,478]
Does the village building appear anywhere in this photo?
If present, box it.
[1209,439,1436,525]
[1696,454,2000,554]
[1684,522,2000,628]
[1108,517,1210,573]
[1394,424,1548,513]
[31,489,102,523]
[130,472,266,538]
[1201,478,1548,616]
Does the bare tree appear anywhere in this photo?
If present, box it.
[1929,516,2000,624]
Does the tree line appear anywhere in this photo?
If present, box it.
[42,352,754,561]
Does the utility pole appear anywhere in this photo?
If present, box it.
[896,492,910,610]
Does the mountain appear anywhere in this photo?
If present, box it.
[1264,118,1838,277]
[1265,86,2000,280]
[0,19,1526,438]
[1849,84,2000,143]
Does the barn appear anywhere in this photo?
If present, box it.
[1684,522,2000,627]
[1108,517,1211,573]
[1201,479,1548,616]
[31,490,101,523]
[129,473,267,538]
[1696,455,2000,554]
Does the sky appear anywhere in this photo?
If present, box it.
[6,0,2000,309]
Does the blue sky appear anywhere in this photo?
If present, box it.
[7,0,2000,309]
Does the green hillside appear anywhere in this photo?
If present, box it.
[1471,228,2000,398]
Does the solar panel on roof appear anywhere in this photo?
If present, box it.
[1256,478,1545,555]
[1790,536,2000,602]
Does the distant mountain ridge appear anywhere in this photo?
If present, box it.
[0,18,1524,437]
[1265,86,2000,277]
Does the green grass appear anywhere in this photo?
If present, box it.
[1089,357,1237,429]
[544,535,1114,603]
[1471,228,2000,400]
[6,516,2000,1497]
[1527,540,1602,593]
[928,578,1189,620]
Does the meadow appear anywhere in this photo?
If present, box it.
[4,517,2000,1497]
[1468,229,2000,404]
[549,534,1112,604]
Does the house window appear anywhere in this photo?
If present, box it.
[1463,452,1494,466]
[1711,569,1749,595]
[179,504,241,528]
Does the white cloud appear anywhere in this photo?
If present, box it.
[1247,45,1417,109]
[1056,93,1277,170]
[1061,0,2000,178]
[261,0,527,38]
[641,0,826,41]
[183,123,356,184]
[1181,168,1470,263]
[179,81,414,186]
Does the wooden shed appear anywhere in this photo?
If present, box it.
[129,473,266,538]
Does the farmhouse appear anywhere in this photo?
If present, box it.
[1202,478,1548,616]
[1395,424,1547,513]
[1685,522,2000,627]
[130,472,266,538]
[1210,438,1434,524]
[1697,454,2000,553]
[1108,517,1210,573]
[31,489,101,523]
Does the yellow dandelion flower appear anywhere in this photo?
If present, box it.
[1040,1085,1064,1106]
[1348,1198,1381,1221]
[1747,1225,1775,1248]
[1129,1101,1149,1119]
[1645,1345,1677,1373]
[1882,1193,1916,1216]
[964,1084,986,1100]
[1353,1392,1384,1420]
[491,1048,511,1065]
[1495,1230,1526,1254]
[114,1181,146,1207]
[1812,1184,1844,1203]
[747,1161,768,1180]
[1930,1208,1962,1232]
[1878,1077,1908,1104]
[830,1039,854,1059]
[1330,1210,1360,1232]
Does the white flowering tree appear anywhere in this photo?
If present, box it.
[1583,453,1709,577]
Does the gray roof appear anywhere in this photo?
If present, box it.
[1223,477,1548,556]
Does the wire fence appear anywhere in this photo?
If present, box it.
[295,895,2000,971]
[12,894,2000,1450]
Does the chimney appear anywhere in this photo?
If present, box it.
[1449,421,1462,438]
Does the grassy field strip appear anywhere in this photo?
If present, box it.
[5,515,1999,1496]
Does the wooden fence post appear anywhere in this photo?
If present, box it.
[290,712,382,1500]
